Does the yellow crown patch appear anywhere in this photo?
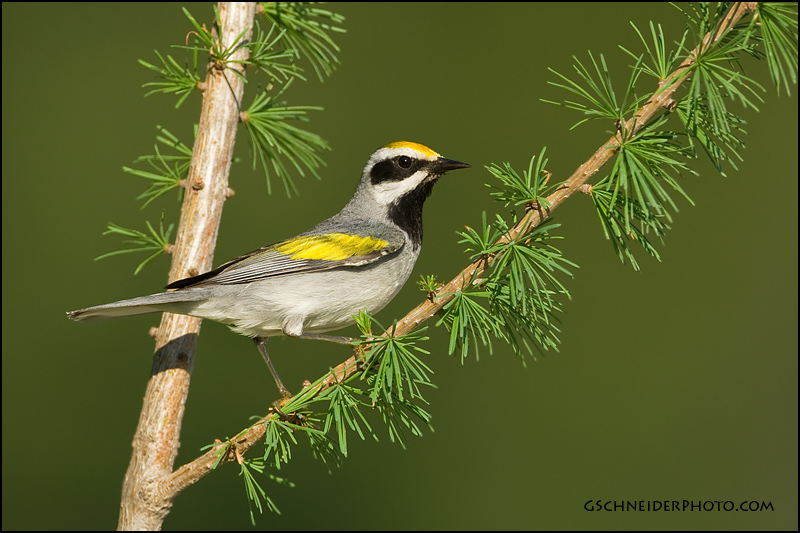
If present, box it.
[384,141,441,159]
[275,233,389,261]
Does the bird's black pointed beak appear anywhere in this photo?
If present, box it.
[430,157,470,175]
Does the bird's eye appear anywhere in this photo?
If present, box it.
[397,156,412,168]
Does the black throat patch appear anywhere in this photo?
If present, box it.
[387,179,436,250]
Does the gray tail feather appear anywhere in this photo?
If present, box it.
[67,289,211,322]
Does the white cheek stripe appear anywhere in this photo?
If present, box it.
[372,170,428,205]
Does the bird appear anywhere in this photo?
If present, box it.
[68,141,470,397]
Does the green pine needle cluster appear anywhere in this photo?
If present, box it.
[445,209,576,361]
[260,2,346,81]
[139,50,202,109]
[238,458,284,524]
[242,88,329,197]
[758,3,799,96]
[124,126,193,207]
[486,147,556,209]
[543,51,650,129]
[95,214,174,275]
[544,2,797,270]
[429,148,577,361]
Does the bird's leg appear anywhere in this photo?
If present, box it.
[297,333,367,364]
[296,333,359,345]
[254,337,293,400]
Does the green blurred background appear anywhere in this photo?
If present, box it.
[2,3,797,530]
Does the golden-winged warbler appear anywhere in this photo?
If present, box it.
[68,141,469,397]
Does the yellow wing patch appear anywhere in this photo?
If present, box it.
[384,141,441,159]
[275,233,389,261]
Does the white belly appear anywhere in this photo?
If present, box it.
[183,244,419,338]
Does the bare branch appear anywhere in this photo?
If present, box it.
[117,3,257,530]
